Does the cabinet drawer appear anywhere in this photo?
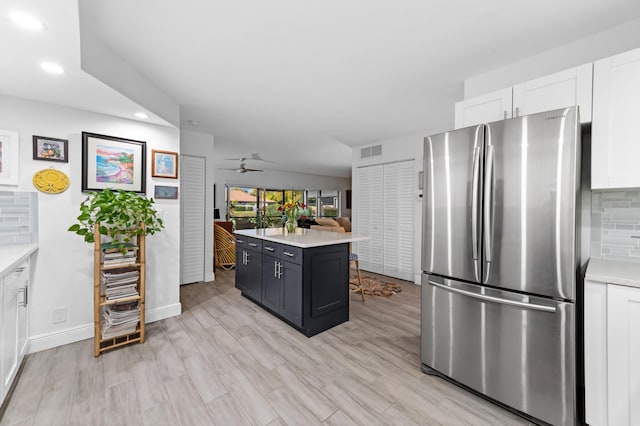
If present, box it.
[236,236,262,251]
[235,235,248,248]
[262,242,303,265]
[279,245,302,265]
[247,237,262,251]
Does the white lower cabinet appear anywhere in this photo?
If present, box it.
[585,279,640,425]
[1,260,29,407]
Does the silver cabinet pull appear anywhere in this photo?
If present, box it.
[503,110,507,119]
[274,261,278,277]
[18,287,28,307]
[283,251,295,257]
[237,239,245,244]
[245,252,250,264]
[264,246,275,252]
[515,106,520,117]
[249,243,257,247]
[429,280,556,313]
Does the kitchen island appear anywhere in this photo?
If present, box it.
[234,228,368,337]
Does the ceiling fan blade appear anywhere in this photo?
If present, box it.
[243,168,263,172]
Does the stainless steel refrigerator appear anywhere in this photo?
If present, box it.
[421,107,581,426]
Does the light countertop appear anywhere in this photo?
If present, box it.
[0,244,38,275]
[235,228,369,248]
[586,257,640,288]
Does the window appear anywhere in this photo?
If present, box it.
[319,190,339,217]
[227,186,257,229]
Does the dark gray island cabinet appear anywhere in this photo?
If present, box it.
[234,228,368,337]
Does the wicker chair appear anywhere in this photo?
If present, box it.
[214,223,236,270]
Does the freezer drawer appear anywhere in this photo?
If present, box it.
[421,274,575,426]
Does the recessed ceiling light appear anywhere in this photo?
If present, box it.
[187,120,200,126]
[134,112,149,119]
[9,11,45,31]
[40,62,64,75]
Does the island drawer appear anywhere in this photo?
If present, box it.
[236,236,262,251]
[263,242,303,265]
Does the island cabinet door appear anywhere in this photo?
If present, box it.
[280,260,302,326]
[262,255,281,312]
[245,250,262,302]
[235,248,248,292]
[307,246,349,318]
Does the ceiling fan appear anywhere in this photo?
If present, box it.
[221,153,272,173]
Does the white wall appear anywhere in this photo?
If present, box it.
[215,169,351,218]
[352,134,424,284]
[180,129,215,282]
[0,95,181,353]
[464,17,640,98]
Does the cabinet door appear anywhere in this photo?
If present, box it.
[246,250,262,302]
[454,88,512,129]
[584,280,608,426]
[235,248,248,292]
[592,48,640,189]
[262,256,281,312]
[280,261,302,326]
[2,270,20,395]
[512,63,592,123]
[607,284,640,426]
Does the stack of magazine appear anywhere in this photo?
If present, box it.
[102,301,140,339]
[101,242,138,266]
[101,270,139,300]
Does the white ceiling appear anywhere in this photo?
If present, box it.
[3,1,640,178]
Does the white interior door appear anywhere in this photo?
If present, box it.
[180,155,206,285]
[383,163,399,278]
[397,160,415,281]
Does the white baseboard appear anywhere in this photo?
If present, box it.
[28,302,182,354]
[145,302,182,323]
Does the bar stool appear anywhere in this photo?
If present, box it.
[349,252,365,302]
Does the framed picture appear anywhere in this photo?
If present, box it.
[0,129,19,186]
[82,132,146,193]
[154,185,178,199]
[32,135,68,162]
[151,149,178,178]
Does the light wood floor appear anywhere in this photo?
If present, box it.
[1,270,531,426]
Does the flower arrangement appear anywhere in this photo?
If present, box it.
[278,201,305,232]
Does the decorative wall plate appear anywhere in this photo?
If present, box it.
[32,168,70,194]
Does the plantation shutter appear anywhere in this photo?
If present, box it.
[180,155,206,284]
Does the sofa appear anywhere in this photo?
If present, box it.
[310,217,352,233]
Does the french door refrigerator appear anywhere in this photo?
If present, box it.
[421,107,580,426]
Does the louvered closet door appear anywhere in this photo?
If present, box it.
[366,165,384,274]
[354,167,371,270]
[181,155,206,284]
[383,163,399,277]
[397,160,415,280]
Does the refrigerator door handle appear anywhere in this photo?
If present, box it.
[471,146,480,262]
[484,144,494,265]
[428,280,557,313]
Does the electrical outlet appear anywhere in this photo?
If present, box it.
[53,307,66,324]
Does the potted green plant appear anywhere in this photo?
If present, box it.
[68,189,164,250]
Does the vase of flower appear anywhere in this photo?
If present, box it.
[285,217,297,233]
[279,201,305,233]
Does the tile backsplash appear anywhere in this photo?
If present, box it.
[591,190,640,261]
[0,191,38,246]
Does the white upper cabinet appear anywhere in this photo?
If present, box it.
[454,88,512,129]
[512,63,593,122]
[592,48,640,189]
[455,64,592,129]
